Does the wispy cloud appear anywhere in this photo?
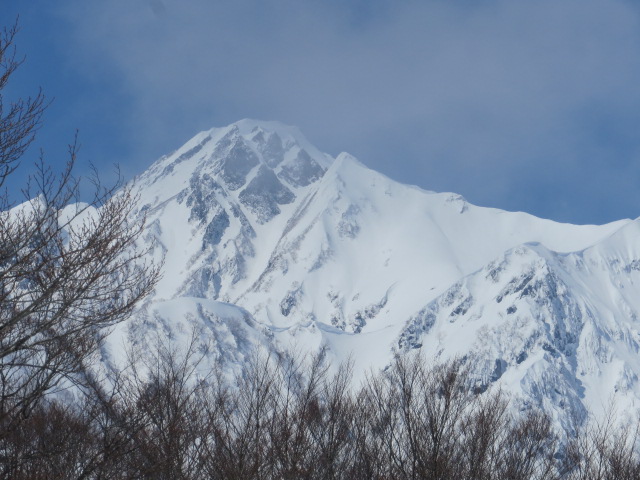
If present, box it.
[57,0,640,223]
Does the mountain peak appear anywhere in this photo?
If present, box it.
[231,118,304,139]
[115,120,640,433]
[223,119,333,170]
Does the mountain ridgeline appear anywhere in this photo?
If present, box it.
[110,119,640,433]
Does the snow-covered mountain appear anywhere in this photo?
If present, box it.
[106,119,640,432]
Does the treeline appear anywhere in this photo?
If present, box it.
[1,345,639,480]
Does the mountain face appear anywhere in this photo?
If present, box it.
[106,119,640,432]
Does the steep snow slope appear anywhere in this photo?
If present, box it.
[108,119,638,430]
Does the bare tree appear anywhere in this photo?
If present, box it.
[0,21,46,189]
[0,18,160,439]
[110,334,214,480]
[561,409,640,480]
[4,335,635,480]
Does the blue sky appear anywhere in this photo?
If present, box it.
[3,0,640,224]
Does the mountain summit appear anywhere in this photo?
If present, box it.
[108,120,639,432]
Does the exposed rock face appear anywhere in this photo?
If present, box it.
[278,149,326,188]
[239,165,295,223]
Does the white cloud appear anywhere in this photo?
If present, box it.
[58,0,640,222]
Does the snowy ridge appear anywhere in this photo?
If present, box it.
[106,119,638,431]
